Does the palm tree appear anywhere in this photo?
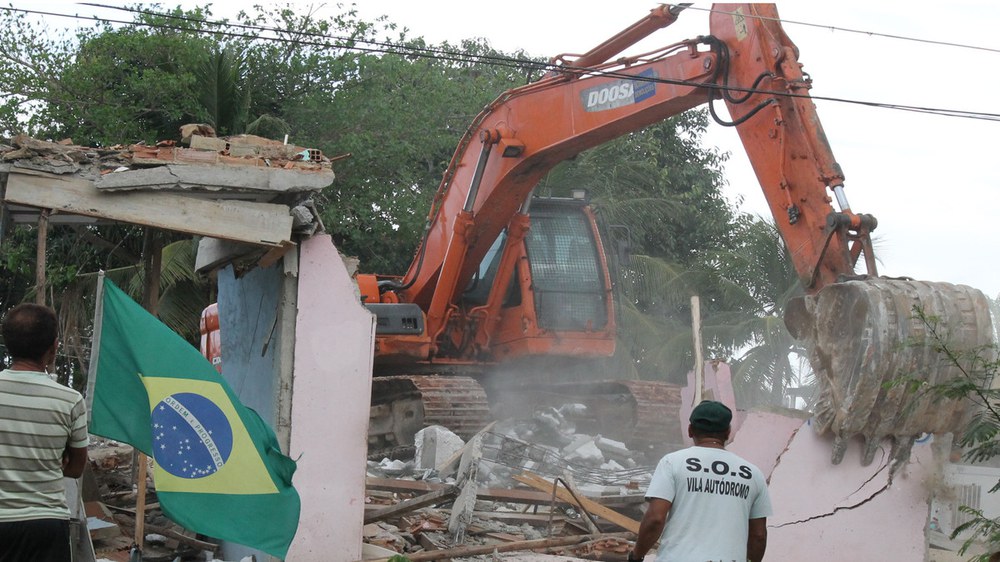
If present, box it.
[705,218,812,408]
[49,235,212,390]
[196,45,290,139]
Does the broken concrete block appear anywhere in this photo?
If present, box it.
[561,434,596,456]
[189,135,229,152]
[415,425,465,470]
[558,403,587,418]
[533,408,566,432]
[179,124,216,144]
[740,412,940,561]
[595,436,630,459]
[600,459,626,472]
[564,440,604,465]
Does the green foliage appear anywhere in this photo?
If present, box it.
[197,46,251,135]
[288,39,540,273]
[0,6,221,143]
[708,218,810,407]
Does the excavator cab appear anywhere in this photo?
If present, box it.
[462,196,610,333]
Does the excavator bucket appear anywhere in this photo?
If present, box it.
[786,279,995,466]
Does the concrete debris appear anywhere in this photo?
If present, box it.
[87,440,223,562]
[415,425,465,471]
[1,130,334,189]
[362,406,657,560]
[564,440,604,465]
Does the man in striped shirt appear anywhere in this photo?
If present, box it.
[0,303,89,562]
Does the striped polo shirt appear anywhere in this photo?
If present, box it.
[0,369,89,521]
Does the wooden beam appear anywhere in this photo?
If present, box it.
[3,171,293,246]
[35,209,48,305]
[514,472,641,534]
[366,477,554,505]
[364,485,458,524]
[362,531,633,562]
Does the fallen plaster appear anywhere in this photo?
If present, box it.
[735,412,940,562]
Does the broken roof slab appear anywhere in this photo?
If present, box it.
[3,169,293,246]
[94,164,333,202]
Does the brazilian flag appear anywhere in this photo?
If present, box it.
[89,278,300,558]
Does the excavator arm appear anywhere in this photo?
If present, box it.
[709,4,877,291]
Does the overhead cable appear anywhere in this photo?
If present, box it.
[1,4,997,122]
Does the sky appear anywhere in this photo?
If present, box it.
[16,2,1000,297]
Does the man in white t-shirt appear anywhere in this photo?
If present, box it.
[629,400,771,562]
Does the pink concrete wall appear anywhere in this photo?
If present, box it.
[728,410,806,477]
[287,235,375,561]
[732,413,937,561]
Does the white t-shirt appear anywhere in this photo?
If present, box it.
[645,445,772,562]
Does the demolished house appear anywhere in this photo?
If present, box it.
[2,132,999,562]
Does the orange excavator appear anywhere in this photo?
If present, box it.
[207,5,994,463]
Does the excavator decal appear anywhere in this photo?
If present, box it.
[582,68,658,111]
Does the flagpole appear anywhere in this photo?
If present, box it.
[85,272,105,424]
[132,227,162,560]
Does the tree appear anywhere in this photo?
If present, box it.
[288,39,542,273]
[0,6,221,144]
[896,307,999,561]
[707,218,810,408]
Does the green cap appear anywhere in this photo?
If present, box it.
[690,400,732,433]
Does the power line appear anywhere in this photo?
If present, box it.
[680,4,1000,55]
[79,3,1000,122]
[1,4,998,123]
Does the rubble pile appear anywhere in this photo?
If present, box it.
[87,441,222,562]
[364,404,669,560]
[0,132,333,180]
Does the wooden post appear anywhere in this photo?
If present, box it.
[134,228,162,552]
[691,295,704,405]
[35,209,49,305]
[141,228,162,316]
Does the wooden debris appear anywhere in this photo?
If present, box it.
[363,531,633,562]
[367,477,556,506]
[436,421,496,478]
[364,485,458,524]
[514,472,641,534]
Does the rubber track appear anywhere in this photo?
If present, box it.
[378,375,493,440]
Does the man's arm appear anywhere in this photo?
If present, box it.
[631,498,671,560]
[747,517,767,562]
[62,446,88,478]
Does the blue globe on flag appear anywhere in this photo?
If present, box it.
[150,392,235,479]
